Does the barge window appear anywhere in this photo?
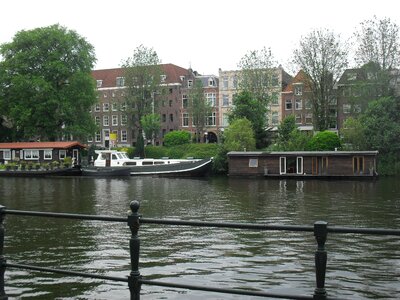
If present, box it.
[249,159,258,168]
[44,150,52,160]
[24,150,39,160]
[59,150,66,160]
[3,150,11,160]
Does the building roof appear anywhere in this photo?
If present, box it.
[92,64,192,88]
[0,141,85,150]
[283,70,311,93]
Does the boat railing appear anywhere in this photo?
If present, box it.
[0,202,399,299]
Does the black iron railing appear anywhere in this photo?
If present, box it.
[0,202,398,300]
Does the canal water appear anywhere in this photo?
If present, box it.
[0,176,399,299]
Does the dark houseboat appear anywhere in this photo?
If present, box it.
[228,151,378,179]
[0,141,84,177]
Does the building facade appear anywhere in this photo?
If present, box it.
[218,67,292,131]
[90,64,196,148]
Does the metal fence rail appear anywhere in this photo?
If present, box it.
[0,202,398,300]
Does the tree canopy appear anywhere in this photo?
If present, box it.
[293,28,348,131]
[188,79,212,143]
[228,90,267,148]
[121,44,162,156]
[237,46,278,106]
[0,24,97,141]
[223,118,256,152]
[354,16,400,70]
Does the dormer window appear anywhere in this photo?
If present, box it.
[160,75,167,82]
[180,76,185,81]
[208,77,215,87]
[188,80,193,88]
[96,80,103,88]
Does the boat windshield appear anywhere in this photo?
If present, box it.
[117,152,129,159]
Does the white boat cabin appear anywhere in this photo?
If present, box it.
[94,150,197,167]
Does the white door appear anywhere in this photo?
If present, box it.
[280,157,286,174]
[296,157,303,174]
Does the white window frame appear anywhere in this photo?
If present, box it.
[44,149,52,160]
[279,157,286,174]
[121,115,127,126]
[95,104,100,112]
[95,132,101,142]
[295,99,302,110]
[103,115,109,126]
[3,150,11,160]
[296,157,303,174]
[59,150,67,160]
[24,149,39,160]
[112,103,118,111]
[182,113,189,127]
[121,130,128,142]
[103,103,109,112]
[112,115,118,126]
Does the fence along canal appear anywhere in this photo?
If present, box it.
[0,201,398,299]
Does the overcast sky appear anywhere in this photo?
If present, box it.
[1,0,399,76]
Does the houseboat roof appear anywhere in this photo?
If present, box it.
[0,141,85,150]
[228,151,379,156]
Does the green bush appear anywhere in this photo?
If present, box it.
[145,146,168,158]
[307,131,341,151]
[163,131,191,147]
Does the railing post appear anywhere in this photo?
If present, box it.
[0,206,8,300]
[128,201,141,300]
[313,221,328,300]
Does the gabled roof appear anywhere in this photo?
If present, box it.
[283,70,311,93]
[0,141,85,150]
[92,64,193,88]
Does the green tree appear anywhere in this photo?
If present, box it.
[163,130,191,147]
[307,131,341,151]
[354,16,400,70]
[0,24,97,141]
[277,115,296,144]
[223,118,256,152]
[360,96,400,155]
[122,45,162,156]
[275,115,311,151]
[141,113,160,146]
[340,117,366,150]
[293,29,348,131]
[229,90,267,148]
[188,79,212,143]
[237,46,278,105]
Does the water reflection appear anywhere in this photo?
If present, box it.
[0,176,399,299]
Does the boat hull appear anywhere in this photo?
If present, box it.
[82,167,131,177]
[0,167,82,177]
[128,158,213,177]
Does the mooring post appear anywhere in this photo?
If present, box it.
[128,201,141,300]
[313,221,328,300]
[0,206,8,300]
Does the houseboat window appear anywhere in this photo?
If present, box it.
[112,154,118,160]
[59,150,66,160]
[280,157,286,174]
[143,162,154,165]
[296,157,303,174]
[249,159,258,168]
[3,150,11,160]
[44,150,52,160]
[24,150,39,160]
[154,161,165,165]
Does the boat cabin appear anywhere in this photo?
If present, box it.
[228,151,379,178]
[0,141,85,165]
